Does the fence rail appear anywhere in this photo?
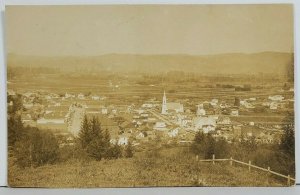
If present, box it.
[196,154,295,185]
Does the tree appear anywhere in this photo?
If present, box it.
[8,94,24,146]
[107,143,122,159]
[280,113,295,157]
[14,127,59,167]
[78,115,92,149]
[124,141,134,158]
[78,116,114,160]
[191,131,205,155]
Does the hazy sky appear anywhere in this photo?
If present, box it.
[6,4,294,56]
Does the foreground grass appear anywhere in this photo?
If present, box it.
[9,149,287,187]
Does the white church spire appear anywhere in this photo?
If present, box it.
[161,90,168,114]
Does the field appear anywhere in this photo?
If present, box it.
[8,147,287,188]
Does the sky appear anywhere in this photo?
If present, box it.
[6,4,294,56]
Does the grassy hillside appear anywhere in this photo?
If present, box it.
[8,148,287,188]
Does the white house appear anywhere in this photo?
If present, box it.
[142,103,154,108]
[118,136,128,145]
[78,93,85,100]
[91,95,100,100]
[268,95,284,101]
[168,128,179,137]
[231,109,239,116]
[154,121,168,131]
[210,99,219,107]
[196,105,206,116]
[193,116,216,133]
[101,108,108,114]
[270,102,278,110]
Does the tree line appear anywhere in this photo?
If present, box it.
[191,113,295,176]
[8,94,133,168]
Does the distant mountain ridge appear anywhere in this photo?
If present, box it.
[7,52,294,75]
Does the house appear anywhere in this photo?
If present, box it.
[77,93,85,100]
[196,105,206,116]
[168,127,179,137]
[136,132,145,139]
[110,138,117,145]
[7,89,16,96]
[142,103,154,108]
[118,136,128,145]
[210,99,219,106]
[193,116,216,133]
[101,107,108,114]
[112,109,117,114]
[154,121,168,131]
[91,95,100,100]
[270,102,278,110]
[231,109,239,116]
[244,102,255,109]
[217,116,231,125]
[268,95,284,101]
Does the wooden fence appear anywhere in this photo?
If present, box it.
[195,154,295,186]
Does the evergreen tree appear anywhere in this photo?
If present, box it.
[191,131,205,155]
[78,115,92,149]
[86,116,105,160]
[107,143,122,159]
[124,141,134,158]
[103,129,111,158]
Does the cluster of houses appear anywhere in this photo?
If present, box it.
[7,88,292,148]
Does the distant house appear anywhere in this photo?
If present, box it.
[231,109,239,116]
[154,121,168,131]
[168,127,179,137]
[166,103,184,113]
[101,107,108,114]
[217,116,231,125]
[112,109,117,114]
[243,101,255,109]
[23,103,34,109]
[270,102,278,110]
[196,105,206,116]
[118,136,128,145]
[268,95,284,101]
[211,99,219,106]
[91,95,100,100]
[193,116,216,133]
[77,93,85,100]
[136,132,145,139]
[7,89,16,96]
[142,103,154,108]
[110,138,117,145]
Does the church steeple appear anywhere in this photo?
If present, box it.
[161,90,168,114]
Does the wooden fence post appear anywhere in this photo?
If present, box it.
[267,167,270,183]
[248,161,251,171]
[196,155,198,161]
[212,154,215,165]
[287,175,291,186]
[230,157,233,166]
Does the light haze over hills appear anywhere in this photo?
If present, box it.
[7,52,293,75]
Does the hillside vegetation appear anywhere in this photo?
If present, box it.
[9,147,286,188]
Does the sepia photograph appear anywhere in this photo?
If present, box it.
[6,4,295,187]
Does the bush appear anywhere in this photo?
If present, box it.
[14,127,59,168]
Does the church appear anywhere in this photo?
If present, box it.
[161,90,184,114]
